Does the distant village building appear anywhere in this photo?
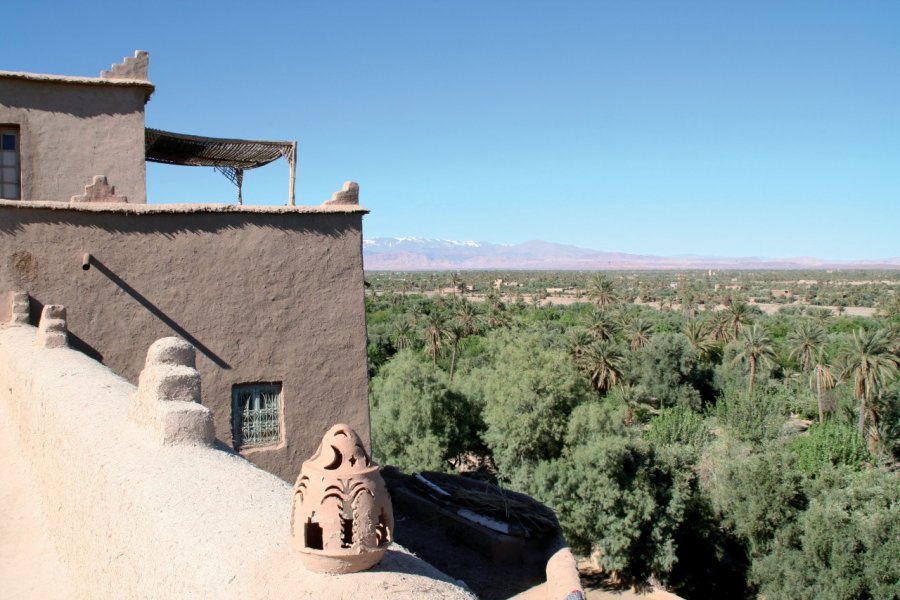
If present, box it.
[0,52,368,482]
[771,289,792,299]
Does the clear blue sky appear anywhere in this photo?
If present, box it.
[5,1,899,260]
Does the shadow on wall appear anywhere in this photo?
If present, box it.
[28,296,104,363]
[0,79,146,118]
[27,259,230,369]
[0,209,360,241]
[87,256,232,369]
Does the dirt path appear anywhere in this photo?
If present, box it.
[0,410,74,599]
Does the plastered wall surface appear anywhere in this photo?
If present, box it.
[0,325,475,599]
[0,76,148,203]
[0,201,371,481]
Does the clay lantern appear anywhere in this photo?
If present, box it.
[291,424,394,573]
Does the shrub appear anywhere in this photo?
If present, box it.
[564,398,630,447]
[646,406,712,457]
[708,447,806,558]
[789,420,869,477]
[715,385,787,444]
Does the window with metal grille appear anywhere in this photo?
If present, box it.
[0,127,21,200]
[231,383,282,450]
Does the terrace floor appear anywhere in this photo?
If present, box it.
[0,409,73,599]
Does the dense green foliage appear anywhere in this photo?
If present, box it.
[789,421,870,477]
[463,331,591,476]
[645,406,712,457]
[365,271,900,597]
[529,438,695,581]
[370,350,482,473]
[754,468,900,600]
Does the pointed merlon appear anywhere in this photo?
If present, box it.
[70,176,128,203]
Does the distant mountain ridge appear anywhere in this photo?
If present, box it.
[363,238,900,270]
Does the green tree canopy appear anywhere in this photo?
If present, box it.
[461,332,591,476]
[370,350,482,473]
[753,467,900,600]
[634,333,702,409]
[529,437,696,583]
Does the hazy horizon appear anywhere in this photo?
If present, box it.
[363,236,900,263]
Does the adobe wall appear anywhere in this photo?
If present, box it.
[0,324,475,599]
[0,201,371,481]
[0,76,148,203]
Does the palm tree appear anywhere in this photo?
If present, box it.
[625,317,654,350]
[588,309,620,342]
[588,274,619,309]
[421,311,448,366]
[682,318,716,362]
[732,323,776,394]
[448,272,461,296]
[773,348,800,391]
[445,323,466,382]
[724,300,752,341]
[484,291,509,329]
[568,329,594,360]
[710,311,732,343]
[485,289,502,310]
[679,291,699,318]
[808,307,833,326]
[454,300,482,337]
[607,383,649,426]
[578,341,626,394]
[486,305,510,329]
[787,320,827,373]
[408,302,425,325]
[809,347,836,423]
[392,320,414,351]
[839,328,899,452]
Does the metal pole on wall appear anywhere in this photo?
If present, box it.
[288,141,297,206]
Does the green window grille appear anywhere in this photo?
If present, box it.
[231,383,282,450]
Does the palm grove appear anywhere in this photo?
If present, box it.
[365,272,900,599]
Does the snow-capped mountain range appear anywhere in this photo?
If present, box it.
[362,238,900,271]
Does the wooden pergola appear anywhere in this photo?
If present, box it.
[145,128,297,205]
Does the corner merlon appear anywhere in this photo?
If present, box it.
[324,181,360,206]
[101,50,149,81]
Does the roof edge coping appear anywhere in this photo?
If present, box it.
[0,199,368,215]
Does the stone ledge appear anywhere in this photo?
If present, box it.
[0,199,369,215]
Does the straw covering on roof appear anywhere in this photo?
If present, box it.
[145,128,294,169]
[144,128,297,204]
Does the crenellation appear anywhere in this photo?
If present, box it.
[9,290,29,324]
[129,337,214,446]
[100,50,149,81]
[323,181,360,206]
[70,176,129,204]
[36,304,67,348]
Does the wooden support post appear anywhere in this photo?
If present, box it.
[288,141,297,206]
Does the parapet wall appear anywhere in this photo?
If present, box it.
[0,200,371,482]
[0,323,474,599]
